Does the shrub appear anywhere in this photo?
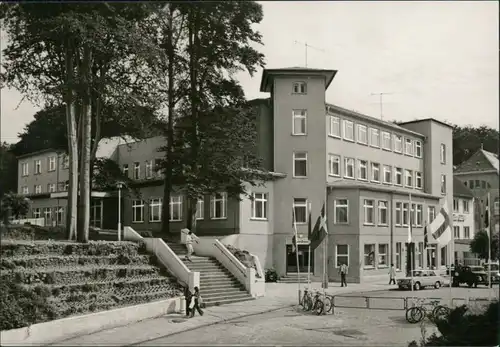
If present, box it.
[224,244,261,277]
[138,230,153,238]
[265,268,280,283]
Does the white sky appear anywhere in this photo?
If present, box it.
[1,1,498,144]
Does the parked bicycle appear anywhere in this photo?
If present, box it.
[405,298,450,324]
[299,288,325,315]
[322,293,334,314]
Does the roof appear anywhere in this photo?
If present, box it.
[398,118,454,129]
[481,149,499,173]
[326,103,426,139]
[16,148,61,159]
[327,180,442,200]
[453,177,474,198]
[260,67,337,93]
[454,148,499,175]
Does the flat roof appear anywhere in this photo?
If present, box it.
[398,118,454,129]
[260,67,337,93]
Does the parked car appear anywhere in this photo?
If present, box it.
[482,263,500,284]
[397,270,448,290]
[451,265,488,287]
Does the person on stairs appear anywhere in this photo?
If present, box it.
[182,228,199,262]
[189,286,204,318]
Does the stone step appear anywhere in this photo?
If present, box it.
[200,277,240,286]
[205,296,255,307]
[203,292,253,302]
[200,272,233,278]
[201,286,246,295]
[201,282,245,291]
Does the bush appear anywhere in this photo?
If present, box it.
[265,268,280,283]
[224,244,261,278]
[138,230,153,238]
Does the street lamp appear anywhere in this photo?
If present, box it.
[116,181,124,241]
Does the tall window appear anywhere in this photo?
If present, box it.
[395,168,403,185]
[196,198,204,220]
[43,207,52,222]
[334,199,349,224]
[383,165,392,184]
[344,158,354,178]
[154,158,163,176]
[378,244,388,267]
[358,160,368,180]
[405,138,413,155]
[35,185,42,194]
[123,164,129,177]
[63,155,69,169]
[453,198,459,212]
[335,245,349,267]
[411,204,416,226]
[378,201,388,225]
[48,156,56,171]
[415,172,423,189]
[357,124,367,144]
[292,81,307,94]
[22,186,29,195]
[416,204,423,226]
[396,242,402,270]
[464,226,470,239]
[440,144,446,164]
[371,163,380,182]
[149,198,162,222]
[405,169,413,187]
[56,207,64,225]
[251,192,268,220]
[34,159,41,174]
[343,120,354,141]
[292,109,307,135]
[211,192,227,219]
[428,206,436,224]
[364,199,374,224]
[370,128,380,147]
[47,183,56,193]
[145,160,153,179]
[328,154,340,176]
[329,116,341,137]
[394,135,403,153]
[463,200,469,213]
[293,198,307,224]
[453,226,460,239]
[382,131,391,150]
[33,208,41,218]
[402,203,409,226]
[293,152,307,177]
[22,162,29,176]
[440,175,446,194]
[415,140,422,158]
[134,162,140,179]
[132,200,144,223]
[364,244,375,268]
[170,195,182,221]
[417,242,424,268]
[395,202,402,226]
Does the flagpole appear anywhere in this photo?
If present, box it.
[293,209,301,304]
[449,197,454,307]
[307,202,312,285]
[487,192,492,302]
[409,193,414,294]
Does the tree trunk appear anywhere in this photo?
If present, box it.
[186,197,197,233]
[64,38,78,241]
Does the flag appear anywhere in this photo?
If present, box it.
[292,207,298,253]
[428,203,452,247]
[407,195,413,244]
[484,194,490,231]
[307,203,312,240]
[309,202,328,251]
[424,224,428,249]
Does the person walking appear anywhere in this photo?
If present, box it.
[389,264,397,285]
[184,286,193,318]
[189,286,204,318]
[339,263,348,287]
[182,229,198,262]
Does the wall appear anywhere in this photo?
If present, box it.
[116,136,165,178]
[452,196,475,240]
[18,151,68,196]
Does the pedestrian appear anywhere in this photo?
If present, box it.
[182,229,198,262]
[389,263,396,285]
[184,286,193,317]
[339,262,348,287]
[189,286,204,318]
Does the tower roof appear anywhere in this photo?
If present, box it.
[259,67,337,92]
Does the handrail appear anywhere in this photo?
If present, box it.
[214,241,246,277]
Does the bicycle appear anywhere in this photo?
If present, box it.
[311,290,325,315]
[322,293,334,314]
[299,288,325,315]
[405,298,450,324]
[299,288,313,311]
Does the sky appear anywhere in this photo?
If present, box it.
[1,1,498,144]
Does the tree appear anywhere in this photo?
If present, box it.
[0,143,18,200]
[470,230,499,261]
[452,125,499,166]
[1,193,30,222]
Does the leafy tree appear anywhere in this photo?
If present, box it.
[470,230,499,261]
[0,143,18,200]
[452,125,499,166]
[1,193,30,222]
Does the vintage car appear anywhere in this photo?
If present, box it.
[483,263,500,283]
[397,269,448,290]
[451,265,489,287]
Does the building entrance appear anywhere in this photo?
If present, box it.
[286,244,314,274]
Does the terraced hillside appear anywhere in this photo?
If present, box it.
[0,240,183,330]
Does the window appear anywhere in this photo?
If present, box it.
[48,183,56,193]
[358,160,368,180]
[383,165,392,184]
[418,242,424,268]
[395,202,402,226]
[34,160,41,174]
[405,138,413,155]
[43,207,52,221]
[132,200,144,223]
[440,144,446,164]
[292,109,307,135]
[335,245,349,267]
[357,124,367,144]
[251,193,268,220]
[440,175,446,194]
[416,204,423,226]
[475,180,480,189]
[123,164,129,177]
[22,162,29,176]
[464,226,470,239]
[48,156,56,171]
[56,207,64,225]
[170,195,182,221]
[394,135,403,153]
[292,81,307,94]
[382,131,391,150]
[145,160,153,179]
[463,200,469,213]
[329,116,341,137]
[343,120,354,141]
[428,206,436,224]
[378,201,388,225]
[328,154,340,176]
[453,198,459,212]
[292,198,307,224]
[364,199,374,225]
[481,181,486,189]
[134,162,140,180]
[371,163,380,182]
[378,244,388,267]
[344,158,354,178]
[211,193,227,219]
[149,198,162,222]
[402,203,409,226]
[370,128,380,147]
[453,226,460,239]
[396,242,402,270]
[364,244,375,268]
[33,208,41,219]
[405,169,413,187]
[334,199,349,224]
[196,198,204,220]
[395,168,403,186]
[22,186,29,195]
[63,155,69,169]
[411,204,416,226]
[415,140,422,158]
[35,185,42,194]
[468,180,474,188]
[415,172,423,189]
[293,152,308,177]
[58,181,68,192]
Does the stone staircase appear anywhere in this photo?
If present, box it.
[279,273,312,283]
[166,242,255,307]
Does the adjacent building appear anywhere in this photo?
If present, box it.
[452,177,478,265]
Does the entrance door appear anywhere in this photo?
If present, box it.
[286,244,314,273]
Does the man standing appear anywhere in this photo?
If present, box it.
[389,263,396,285]
[339,263,348,287]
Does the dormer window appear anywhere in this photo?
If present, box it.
[292,81,307,94]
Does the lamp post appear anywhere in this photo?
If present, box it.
[117,181,123,241]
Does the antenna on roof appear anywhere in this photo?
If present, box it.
[293,40,326,68]
[370,92,393,120]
